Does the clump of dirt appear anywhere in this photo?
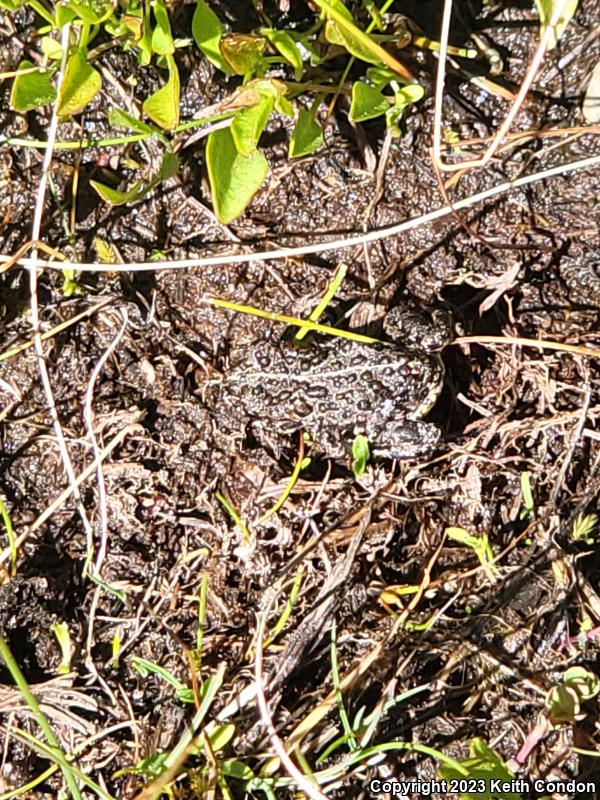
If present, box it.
[1,0,600,797]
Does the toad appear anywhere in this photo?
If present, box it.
[209,305,450,463]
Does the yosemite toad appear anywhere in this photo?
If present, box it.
[212,306,449,462]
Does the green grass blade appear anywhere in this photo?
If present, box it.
[0,496,16,575]
[0,635,83,799]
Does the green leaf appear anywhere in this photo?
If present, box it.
[206,126,268,224]
[394,82,424,106]
[534,0,579,49]
[546,684,579,724]
[294,31,324,68]
[90,151,179,206]
[219,33,266,76]
[10,60,56,112]
[137,5,153,66]
[563,666,600,701]
[386,82,424,134]
[222,759,256,781]
[0,0,27,9]
[231,95,273,157]
[289,106,324,158]
[192,0,228,71]
[261,28,303,80]
[324,18,375,64]
[108,105,155,135]
[351,434,370,478]
[90,179,147,206]
[56,0,114,24]
[349,80,389,122]
[439,738,521,800]
[156,151,180,180]
[151,0,174,55]
[143,53,180,129]
[365,64,396,90]
[249,77,292,115]
[316,0,413,80]
[208,723,236,752]
[275,93,294,116]
[40,36,63,61]
[57,48,102,117]
[55,3,77,25]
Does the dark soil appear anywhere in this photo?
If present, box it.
[1,0,600,798]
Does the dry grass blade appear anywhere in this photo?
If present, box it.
[0,416,143,567]
[0,673,97,736]
[284,535,447,753]
[0,298,113,364]
[433,0,582,171]
[456,335,600,360]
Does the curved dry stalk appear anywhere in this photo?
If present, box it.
[82,309,129,665]
[254,586,330,800]
[2,154,598,275]
[455,335,600,360]
[26,22,94,553]
[82,308,129,579]
[433,0,581,172]
[0,418,141,568]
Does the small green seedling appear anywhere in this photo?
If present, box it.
[439,738,521,800]
[50,621,72,674]
[446,527,498,580]
[570,512,598,545]
[131,655,194,704]
[534,0,579,49]
[519,471,535,519]
[352,434,370,478]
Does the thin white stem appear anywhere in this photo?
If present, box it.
[480,0,576,167]
[6,153,598,274]
[254,594,330,800]
[432,0,455,172]
[82,309,128,669]
[433,0,578,171]
[27,23,94,545]
[82,308,129,578]
[0,421,139,567]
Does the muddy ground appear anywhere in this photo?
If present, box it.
[0,0,600,797]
